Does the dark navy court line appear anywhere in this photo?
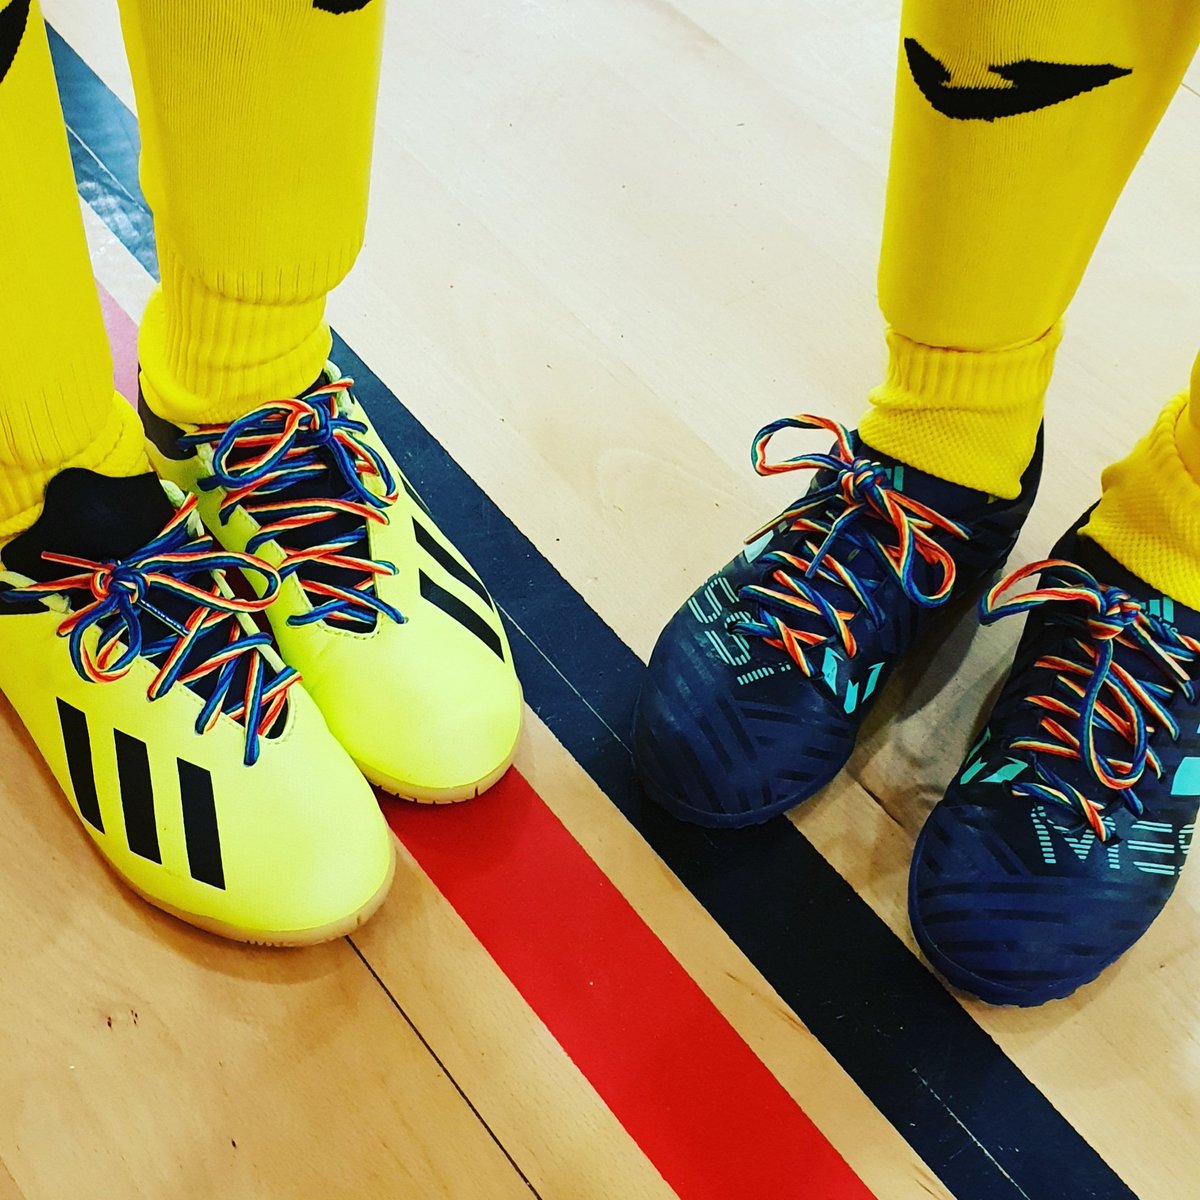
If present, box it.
[46,23,1135,1200]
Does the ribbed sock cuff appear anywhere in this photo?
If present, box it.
[858,324,1061,500]
[0,394,149,545]
[1083,393,1200,610]
[138,242,333,425]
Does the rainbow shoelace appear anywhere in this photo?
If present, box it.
[981,560,1200,840]
[4,496,296,766]
[182,377,405,631]
[732,415,969,675]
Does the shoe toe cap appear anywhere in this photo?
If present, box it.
[98,688,398,944]
[217,702,397,940]
[909,790,1167,1005]
[633,611,854,827]
[312,639,523,800]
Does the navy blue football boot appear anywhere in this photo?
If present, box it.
[634,415,1041,827]
[910,519,1200,1005]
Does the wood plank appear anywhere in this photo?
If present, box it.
[0,700,533,1200]
[354,823,683,1200]
[504,713,952,1200]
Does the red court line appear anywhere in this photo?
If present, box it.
[384,773,876,1200]
[93,268,872,1200]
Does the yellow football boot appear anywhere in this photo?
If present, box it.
[141,368,523,802]
[0,469,394,944]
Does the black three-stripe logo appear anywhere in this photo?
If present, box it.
[412,518,506,661]
[57,700,225,890]
[312,1,374,12]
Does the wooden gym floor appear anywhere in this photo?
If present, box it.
[3,2,1198,1197]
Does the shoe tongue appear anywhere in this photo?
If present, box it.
[221,390,382,632]
[5,469,175,581]
[770,431,990,603]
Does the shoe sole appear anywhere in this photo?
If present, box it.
[120,835,398,948]
[636,757,845,828]
[359,712,524,805]
[257,699,520,809]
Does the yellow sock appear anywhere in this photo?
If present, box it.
[859,0,1200,499]
[116,0,385,424]
[1084,355,1200,608]
[0,0,147,543]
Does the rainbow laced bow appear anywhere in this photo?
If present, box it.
[3,496,296,766]
[182,377,405,630]
[733,415,969,675]
[981,560,1200,840]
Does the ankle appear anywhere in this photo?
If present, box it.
[858,325,1059,499]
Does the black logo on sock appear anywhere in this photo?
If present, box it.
[905,38,1131,121]
[0,0,30,90]
[313,0,374,12]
